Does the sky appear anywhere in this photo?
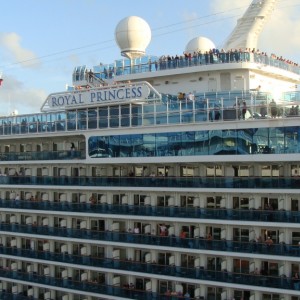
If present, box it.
[0,0,300,115]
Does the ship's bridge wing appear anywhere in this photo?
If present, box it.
[73,65,106,88]
[40,81,161,112]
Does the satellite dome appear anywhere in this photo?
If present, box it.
[115,16,151,59]
[185,36,216,54]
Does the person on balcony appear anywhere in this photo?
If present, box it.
[293,272,300,290]
[270,99,277,118]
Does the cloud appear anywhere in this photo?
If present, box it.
[260,5,300,62]
[68,53,81,66]
[181,10,200,40]
[0,75,46,115]
[0,32,42,69]
[210,0,251,14]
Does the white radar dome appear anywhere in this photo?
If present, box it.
[185,36,216,54]
[115,16,151,59]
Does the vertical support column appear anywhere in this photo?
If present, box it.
[227,288,234,300]
[106,219,113,231]
[16,237,21,249]
[33,286,39,299]
[175,252,181,274]
[227,226,233,253]
[107,272,113,293]
[200,285,206,299]
[150,250,157,263]
[199,195,205,209]
[284,262,290,277]
[154,98,157,125]
[49,240,54,254]
[227,196,233,209]
[127,248,134,260]
[255,196,261,209]
[48,215,54,231]
[286,195,292,211]
[33,262,38,275]
[199,224,206,239]
[51,290,56,300]
[106,245,113,259]
[1,236,6,247]
[151,195,156,215]
[67,242,72,255]
[67,217,72,236]
[48,264,54,277]
[226,257,233,272]
[166,101,169,124]
[67,267,73,282]
[151,278,158,296]
[253,290,260,300]
[200,255,206,268]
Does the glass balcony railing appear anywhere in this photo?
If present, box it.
[0,150,84,161]
[0,269,149,300]
[1,90,300,138]
[1,223,299,258]
[91,52,300,79]
[0,291,35,300]
[0,175,299,189]
[1,199,299,224]
[0,247,295,292]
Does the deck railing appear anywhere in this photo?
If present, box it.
[0,175,298,189]
[0,245,298,293]
[0,199,299,224]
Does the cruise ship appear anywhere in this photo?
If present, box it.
[1,0,300,299]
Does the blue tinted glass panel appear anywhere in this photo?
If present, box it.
[181,131,195,155]
[168,132,182,156]
[77,110,87,130]
[143,134,156,156]
[131,105,142,126]
[119,134,132,157]
[88,126,300,158]
[67,111,76,131]
[99,107,108,128]
[156,113,167,125]
[121,105,130,127]
[109,136,120,157]
[88,136,110,158]
[156,133,168,156]
[109,107,119,128]
[131,134,144,157]
[88,109,97,129]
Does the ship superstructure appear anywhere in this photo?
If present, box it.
[0,1,300,300]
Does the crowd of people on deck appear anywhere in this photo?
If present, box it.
[97,48,299,79]
[73,47,299,85]
[153,48,299,70]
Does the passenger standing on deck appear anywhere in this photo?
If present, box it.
[242,101,247,119]
[88,69,93,82]
[293,272,300,290]
[148,59,152,71]
[70,143,76,158]
[188,92,195,101]
[159,224,167,236]
[270,99,277,118]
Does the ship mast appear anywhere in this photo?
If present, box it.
[222,0,278,51]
